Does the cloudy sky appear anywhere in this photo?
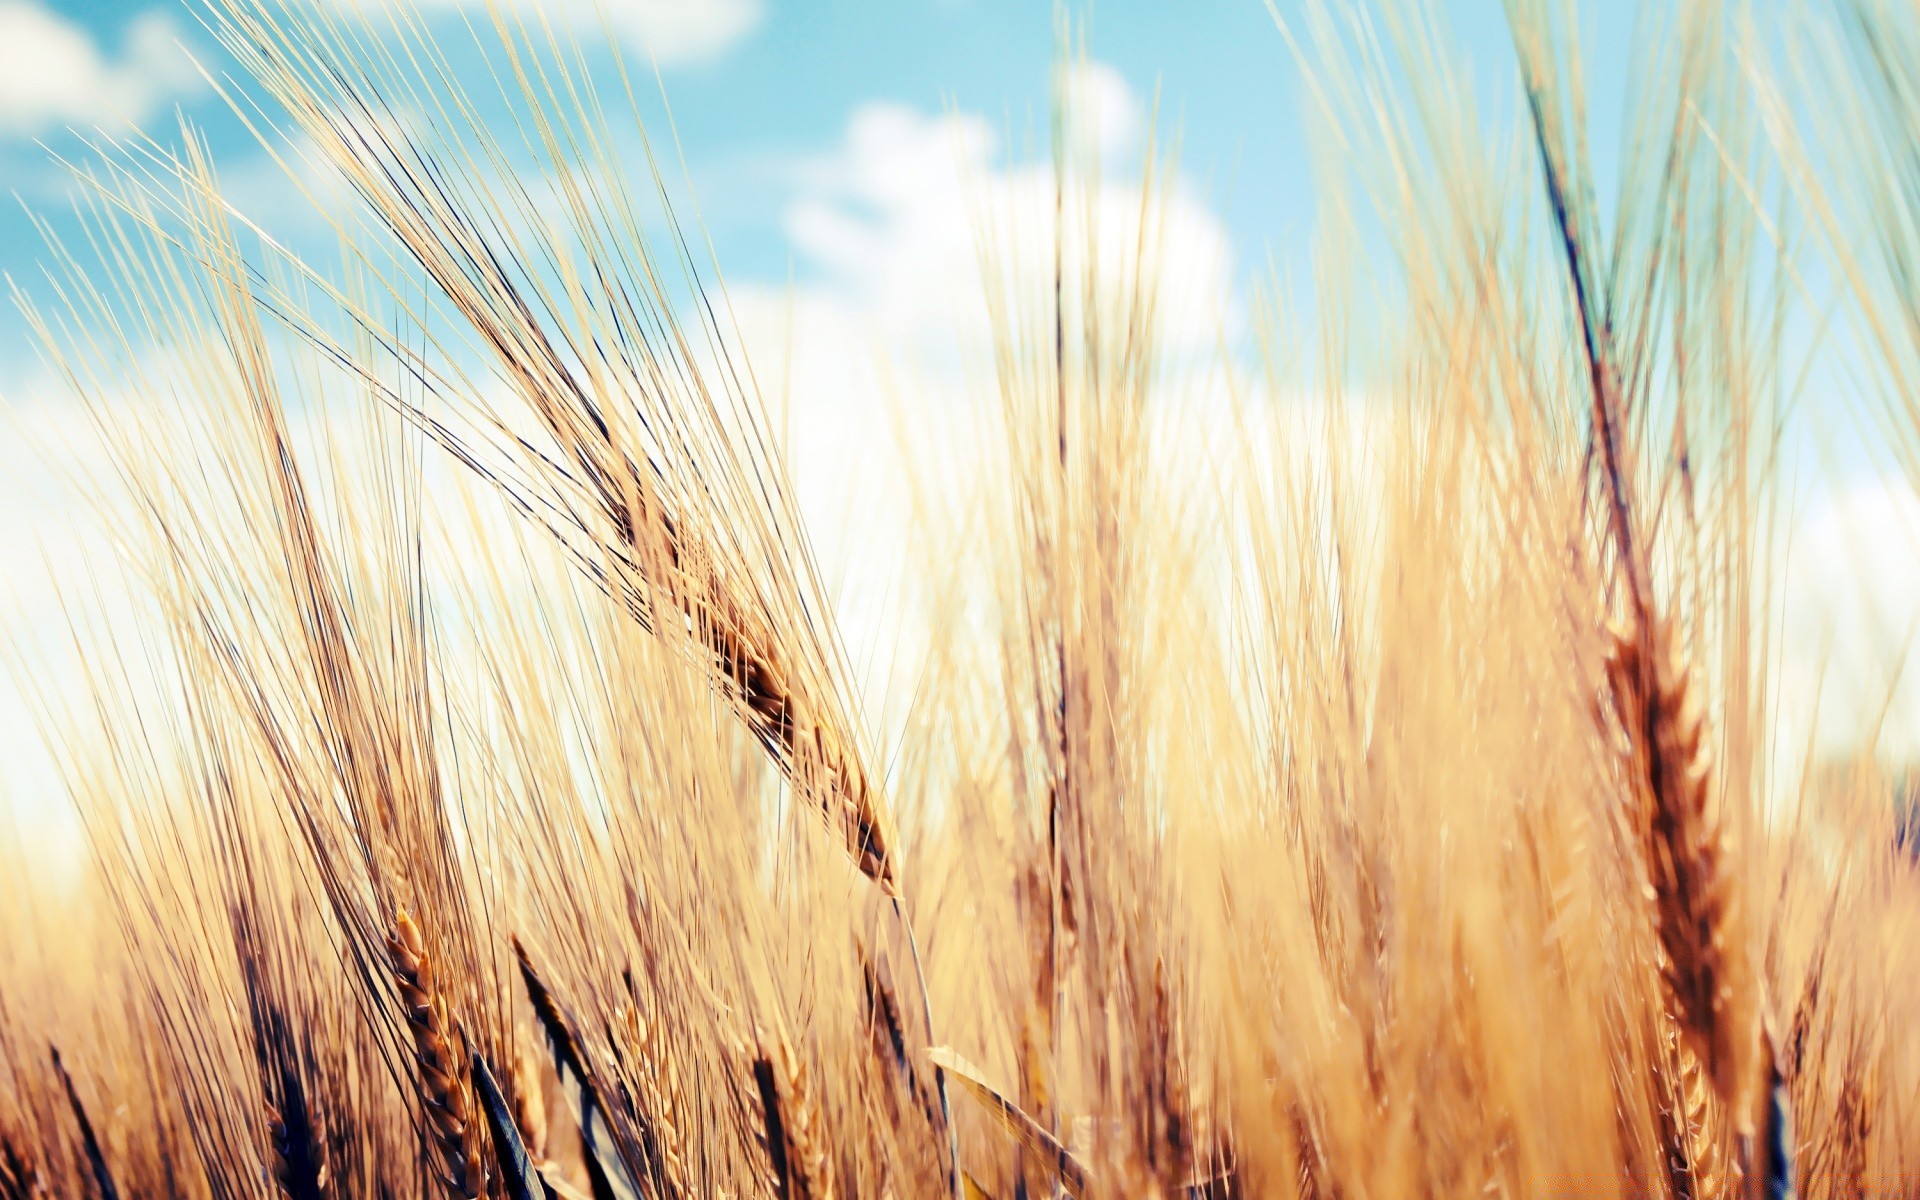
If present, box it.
[0,0,1580,366]
[0,0,1309,308]
[0,0,1915,816]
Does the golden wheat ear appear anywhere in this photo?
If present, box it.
[926,1047,1089,1197]
[387,913,487,1199]
[49,1047,118,1200]
[1606,619,1757,1093]
[749,1027,835,1200]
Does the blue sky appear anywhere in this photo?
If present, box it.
[0,0,1585,379]
[0,0,1911,809]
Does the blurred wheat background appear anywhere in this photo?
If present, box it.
[0,0,1918,1196]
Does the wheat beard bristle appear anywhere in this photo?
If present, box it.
[388,911,487,1199]
[1605,618,1756,1121]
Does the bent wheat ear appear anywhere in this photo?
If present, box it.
[928,1047,1089,1197]
[388,913,487,1199]
[194,0,900,897]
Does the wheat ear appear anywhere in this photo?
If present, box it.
[387,912,487,1198]
[265,1079,329,1200]
[1604,618,1755,1114]
[0,1134,42,1199]
[751,1028,835,1200]
[474,1052,547,1200]
[512,940,647,1198]
[609,1001,689,1197]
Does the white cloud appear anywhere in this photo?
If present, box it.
[1060,60,1142,163]
[0,3,206,138]
[716,66,1241,726]
[412,0,763,65]
[1777,477,1920,765]
[777,77,1236,359]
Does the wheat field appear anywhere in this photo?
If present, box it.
[2,0,1919,1197]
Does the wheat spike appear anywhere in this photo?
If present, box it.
[265,1089,329,1200]
[608,1001,689,1198]
[751,1028,835,1200]
[1605,618,1756,1120]
[474,1052,548,1200]
[1665,1024,1730,1200]
[388,912,487,1198]
[0,1135,43,1199]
